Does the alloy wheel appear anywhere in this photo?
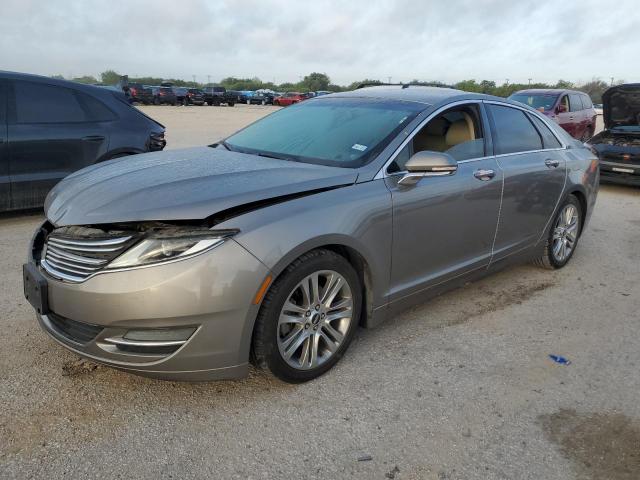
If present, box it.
[552,204,579,262]
[277,270,354,370]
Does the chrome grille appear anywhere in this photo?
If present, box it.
[41,231,136,282]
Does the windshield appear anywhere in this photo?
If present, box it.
[509,93,559,111]
[225,98,423,167]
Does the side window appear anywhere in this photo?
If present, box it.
[528,114,562,149]
[581,94,593,109]
[487,104,542,155]
[559,95,570,112]
[14,81,86,123]
[76,91,117,122]
[387,104,486,172]
[569,93,583,112]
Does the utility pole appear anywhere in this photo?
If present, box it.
[388,76,392,84]
[505,78,509,86]
[207,75,211,85]
[192,75,196,84]
[610,77,614,86]
[528,78,532,85]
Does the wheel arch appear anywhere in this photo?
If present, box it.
[565,187,587,236]
[260,236,377,329]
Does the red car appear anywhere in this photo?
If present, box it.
[273,92,306,106]
[509,89,597,141]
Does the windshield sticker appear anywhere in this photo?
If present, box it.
[351,144,368,152]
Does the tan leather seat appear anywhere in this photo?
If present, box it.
[445,116,475,147]
[414,117,447,152]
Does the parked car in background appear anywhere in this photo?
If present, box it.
[273,92,306,106]
[593,103,604,115]
[23,86,597,383]
[238,90,255,103]
[150,86,177,105]
[185,88,205,105]
[588,83,640,186]
[0,71,166,211]
[202,86,236,106]
[508,89,597,141]
[127,83,153,104]
[315,91,332,96]
[172,87,188,104]
[247,91,275,105]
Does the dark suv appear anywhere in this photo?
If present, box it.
[589,84,640,186]
[203,86,236,106]
[126,82,153,104]
[509,89,597,141]
[150,86,177,105]
[0,71,166,211]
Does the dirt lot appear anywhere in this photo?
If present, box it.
[1,106,639,480]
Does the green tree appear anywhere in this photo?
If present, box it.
[555,79,575,89]
[100,69,122,85]
[577,78,609,103]
[299,72,330,92]
[346,78,382,90]
[72,75,98,84]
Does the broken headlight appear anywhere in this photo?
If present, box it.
[107,229,237,269]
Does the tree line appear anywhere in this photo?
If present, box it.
[57,70,619,103]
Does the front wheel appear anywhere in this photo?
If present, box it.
[534,195,582,269]
[252,249,361,383]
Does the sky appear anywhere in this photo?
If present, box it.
[1,0,638,86]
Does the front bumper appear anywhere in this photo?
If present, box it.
[29,239,270,381]
[600,160,640,186]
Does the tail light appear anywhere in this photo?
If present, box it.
[149,131,166,151]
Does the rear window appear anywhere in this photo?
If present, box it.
[78,91,117,121]
[14,81,86,123]
[226,98,423,168]
[488,104,542,154]
[528,114,562,149]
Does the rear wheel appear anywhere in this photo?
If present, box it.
[252,249,361,383]
[228,102,235,107]
[534,195,582,269]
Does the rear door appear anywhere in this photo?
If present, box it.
[8,80,110,209]
[0,79,8,211]
[486,103,566,260]
[569,93,586,139]
[555,94,575,137]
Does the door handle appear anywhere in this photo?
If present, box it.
[545,158,560,168]
[473,169,495,181]
[82,135,105,142]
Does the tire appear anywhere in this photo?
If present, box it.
[154,97,160,105]
[207,102,213,106]
[261,100,266,105]
[252,249,362,383]
[533,195,582,270]
[246,99,251,105]
[228,102,235,107]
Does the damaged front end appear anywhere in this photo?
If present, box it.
[589,83,640,185]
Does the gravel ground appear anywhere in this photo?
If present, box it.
[1,106,638,480]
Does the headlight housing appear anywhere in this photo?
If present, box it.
[107,229,237,269]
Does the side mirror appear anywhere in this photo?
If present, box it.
[556,104,568,114]
[398,151,458,186]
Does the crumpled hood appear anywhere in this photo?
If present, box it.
[603,83,640,130]
[45,147,358,226]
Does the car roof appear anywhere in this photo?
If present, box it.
[325,85,512,107]
[511,88,585,96]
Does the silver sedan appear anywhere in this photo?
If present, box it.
[23,85,599,383]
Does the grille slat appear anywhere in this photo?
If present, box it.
[41,230,138,282]
[48,313,103,344]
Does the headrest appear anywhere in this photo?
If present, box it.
[446,120,473,146]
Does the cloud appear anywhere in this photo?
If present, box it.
[0,0,637,85]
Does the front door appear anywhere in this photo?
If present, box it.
[386,102,502,302]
